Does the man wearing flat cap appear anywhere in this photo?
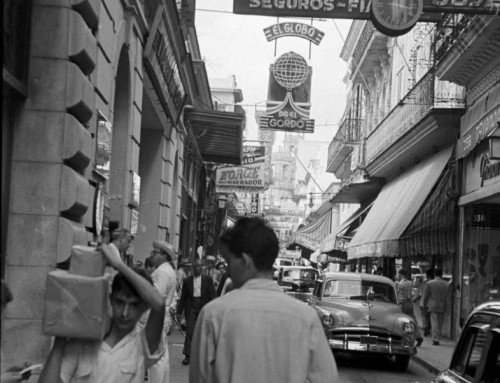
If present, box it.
[148,240,178,383]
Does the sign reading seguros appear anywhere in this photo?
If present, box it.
[216,164,266,188]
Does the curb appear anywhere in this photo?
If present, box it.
[411,355,441,375]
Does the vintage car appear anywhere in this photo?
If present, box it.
[309,272,418,371]
[432,301,500,383]
[277,266,319,292]
[272,257,294,279]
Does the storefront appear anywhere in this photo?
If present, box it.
[456,82,500,326]
[346,146,458,336]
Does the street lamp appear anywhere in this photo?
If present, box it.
[218,194,227,209]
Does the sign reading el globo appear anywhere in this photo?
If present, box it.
[264,23,325,45]
[216,164,266,188]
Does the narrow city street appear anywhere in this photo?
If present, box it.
[167,327,435,383]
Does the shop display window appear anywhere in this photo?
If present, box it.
[461,204,500,321]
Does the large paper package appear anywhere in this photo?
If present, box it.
[43,270,111,340]
[69,245,106,277]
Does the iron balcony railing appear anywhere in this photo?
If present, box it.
[433,14,475,63]
[365,70,465,164]
[328,117,363,170]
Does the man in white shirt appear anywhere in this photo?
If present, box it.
[148,240,178,383]
[189,217,338,383]
[39,244,165,383]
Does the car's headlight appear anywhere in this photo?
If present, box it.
[322,314,334,328]
[402,321,416,333]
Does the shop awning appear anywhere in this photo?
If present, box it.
[347,146,453,260]
[184,106,244,165]
[329,178,384,204]
[320,202,373,253]
[293,210,332,251]
[399,162,456,257]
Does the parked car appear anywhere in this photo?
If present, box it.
[277,266,318,292]
[272,257,293,279]
[432,301,500,383]
[309,272,418,371]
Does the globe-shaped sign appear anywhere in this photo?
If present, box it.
[272,51,309,90]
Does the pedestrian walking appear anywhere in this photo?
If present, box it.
[147,240,178,383]
[422,268,449,345]
[189,217,338,383]
[419,269,434,336]
[176,259,216,366]
[38,244,165,383]
[396,269,423,346]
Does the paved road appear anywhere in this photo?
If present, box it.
[167,328,434,383]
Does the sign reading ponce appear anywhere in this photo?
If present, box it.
[216,164,266,188]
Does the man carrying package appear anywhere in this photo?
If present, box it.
[38,244,165,383]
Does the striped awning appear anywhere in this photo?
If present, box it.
[399,159,456,257]
[320,202,373,253]
[294,210,332,251]
[348,146,453,259]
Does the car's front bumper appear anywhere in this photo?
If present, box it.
[327,330,417,356]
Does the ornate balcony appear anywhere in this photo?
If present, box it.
[327,117,362,177]
[365,70,465,178]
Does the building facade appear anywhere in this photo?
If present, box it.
[328,19,467,338]
[2,0,243,365]
[434,14,500,326]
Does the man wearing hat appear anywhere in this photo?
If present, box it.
[148,240,178,383]
[177,259,216,365]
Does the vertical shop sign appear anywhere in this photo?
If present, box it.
[144,5,187,123]
[250,193,259,214]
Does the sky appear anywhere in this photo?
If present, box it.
[195,1,353,144]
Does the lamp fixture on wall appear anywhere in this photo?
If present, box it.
[218,195,228,209]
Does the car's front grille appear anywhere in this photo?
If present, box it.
[327,327,415,354]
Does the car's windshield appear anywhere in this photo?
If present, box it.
[283,269,317,280]
[323,279,397,303]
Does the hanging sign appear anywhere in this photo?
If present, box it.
[234,0,500,18]
[216,164,266,189]
[264,23,325,45]
[250,193,260,214]
[242,145,267,165]
[260,51,315,133]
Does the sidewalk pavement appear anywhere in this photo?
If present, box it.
[411,337,456,375]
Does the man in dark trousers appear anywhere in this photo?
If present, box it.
[176,259,216,365]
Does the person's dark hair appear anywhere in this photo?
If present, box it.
[145,257,153,269]
[426,269,435,279]
[219,217,279,271]
[111,228,132,242]
[1,280,13,306]
[434,268,443,277]
[398,269,408,278]
[111,267,153,298]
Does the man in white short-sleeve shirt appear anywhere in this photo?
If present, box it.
[39,245,166,383]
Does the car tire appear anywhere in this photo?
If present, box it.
[394,355,410,371]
